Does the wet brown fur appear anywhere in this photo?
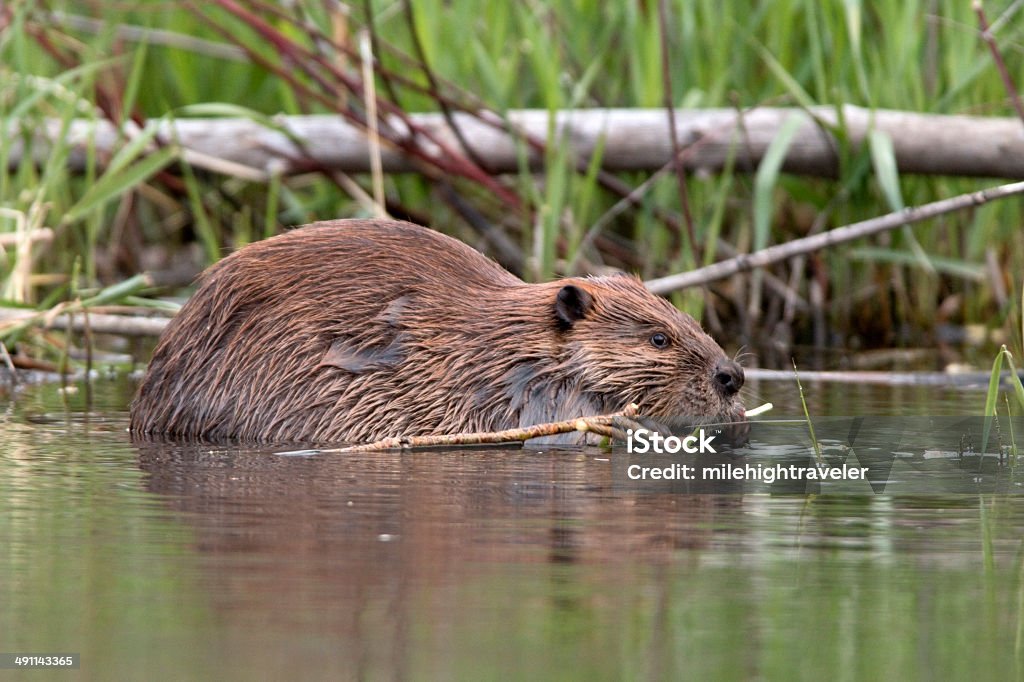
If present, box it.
[130,219,743,443]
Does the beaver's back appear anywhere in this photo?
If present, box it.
[130,219,520,441]
[211,219,518,293]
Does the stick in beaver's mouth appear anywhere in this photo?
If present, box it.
[277,402,773,455]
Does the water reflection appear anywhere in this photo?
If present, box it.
[131,440,1024,678]
[2,379,1024,678]
[137,444,743,565]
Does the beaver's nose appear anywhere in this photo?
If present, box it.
[712,359,744,397]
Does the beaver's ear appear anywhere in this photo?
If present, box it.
[554,284,594,330]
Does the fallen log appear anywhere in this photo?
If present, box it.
[0,309,170,337]
[10,106,1024,179]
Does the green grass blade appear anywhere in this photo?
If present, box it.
[80,274,153,307]
[868,129,903,211]
[752,41,817,111]
[868,129,934,274]
[103,120,167,177]
[2,57,126,125]
[121,42,149,122]
[1001,349,1024,411]
[63,145,178,224]
[984,349,1005,417]
[179,155,221,263]
[848,248,983,280]
[178,103,285,128]
[980,345,1024,455]
[753,112,802,252]
[981,349,1005,456]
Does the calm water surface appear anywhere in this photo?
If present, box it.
[1,375,1022,680]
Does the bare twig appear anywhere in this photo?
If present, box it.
[358,29,388,218]
[311,404,641,453]
[745,367,1024,387]
[0,310,169,337]
[646,179,1024,294]
[0,227,54,247]
[361,0,402,106]
[0,273,157,339]
[0,204,49,305]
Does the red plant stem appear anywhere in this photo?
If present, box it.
[207,0,522,208]
[656,0,697,258]
[224,0,710,246]
[974,1,1024,128]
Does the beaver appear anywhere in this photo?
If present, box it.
[129,219,745,443]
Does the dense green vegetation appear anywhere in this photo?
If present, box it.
[1,0,1022,366]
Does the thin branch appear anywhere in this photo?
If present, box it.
[358,30,388,218]
[361,0,403,105]
[745,367,1024,386]
[0,310,169,337]
[0,227,54,247]
[308,404,641,453]
[646,179,1024,294]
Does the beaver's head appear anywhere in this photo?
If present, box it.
[551,275,745,423]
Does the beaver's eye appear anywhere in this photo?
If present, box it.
[650,332,670,349]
